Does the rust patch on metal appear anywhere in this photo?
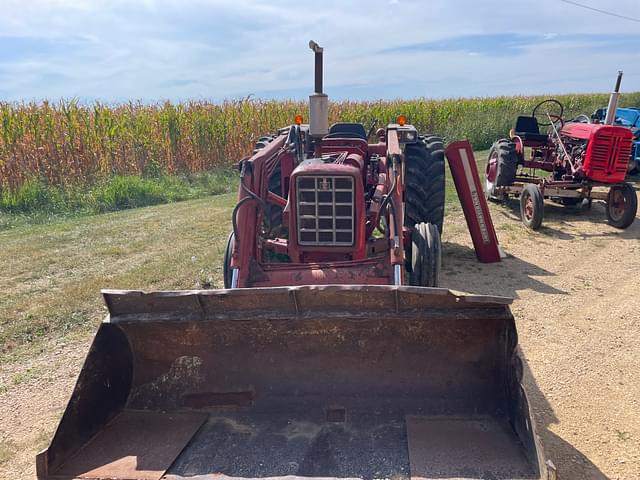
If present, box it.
[55,410,206,480]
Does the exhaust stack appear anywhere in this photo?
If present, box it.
[604,70,623,125]
[308,40,328,138]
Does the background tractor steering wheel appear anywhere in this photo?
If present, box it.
[532,99,564,127]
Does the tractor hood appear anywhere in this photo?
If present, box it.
[561,122,633,141]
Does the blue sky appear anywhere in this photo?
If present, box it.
[0,0,639,102]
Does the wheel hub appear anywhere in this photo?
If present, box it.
[609,189,626,220]
[524,195,534,220]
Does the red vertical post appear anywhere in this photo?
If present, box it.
[445,140,502,263]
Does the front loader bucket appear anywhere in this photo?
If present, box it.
[37,285,551,480]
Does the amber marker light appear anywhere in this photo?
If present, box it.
[396,115,407,126]
[294,114,303,125]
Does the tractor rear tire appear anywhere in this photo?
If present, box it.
[606,183,637,229]
[404,135,445,234]
[409,222,441,288]
[486,140,518,195]
[255,134,286,238]
[265,162,285,238]
[254,135,275,153]
[223,231,235,289]
[520,184,544,230]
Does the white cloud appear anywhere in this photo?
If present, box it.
[0,0,639,100]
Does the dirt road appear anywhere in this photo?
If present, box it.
[442,197,640,480]
[1,192,639,479]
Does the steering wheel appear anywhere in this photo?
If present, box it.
[532,99,564,127]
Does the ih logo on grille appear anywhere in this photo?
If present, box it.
[319,178,331,191]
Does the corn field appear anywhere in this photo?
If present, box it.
[1,93,639,191]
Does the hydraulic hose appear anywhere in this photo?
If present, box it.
[232,143,288,243]
[232,160,269,243]
[377,155,400,235]
[387,196,399,248]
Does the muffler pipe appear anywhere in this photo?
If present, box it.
[308,40,328,138]
[309,40,323,94]
[604,70,623,125]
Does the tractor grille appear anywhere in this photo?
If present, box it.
[296,175,354,246]
[588,131,632,179]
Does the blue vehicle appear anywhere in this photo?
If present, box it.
[592,106,640,173]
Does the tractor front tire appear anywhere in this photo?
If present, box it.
[520,184,544,230]
[606,183,637,229]
[223,231,235,289]
[409,222,441,288]
[404,135,445,234]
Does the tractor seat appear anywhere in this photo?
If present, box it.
[326,122,367,139]
[514,116,549,143]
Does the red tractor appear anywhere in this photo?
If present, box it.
[223,41,445,288]
[37,42,555,480]
[485,72,637,230]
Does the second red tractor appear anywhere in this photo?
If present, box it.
[485,72,637,230]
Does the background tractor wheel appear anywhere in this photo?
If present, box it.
[223,231,235,289]
[520,184,544,230]
[486,140,518,201]
[404,135,445,234]
[606,183,637,229]
[409,222,441,288]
